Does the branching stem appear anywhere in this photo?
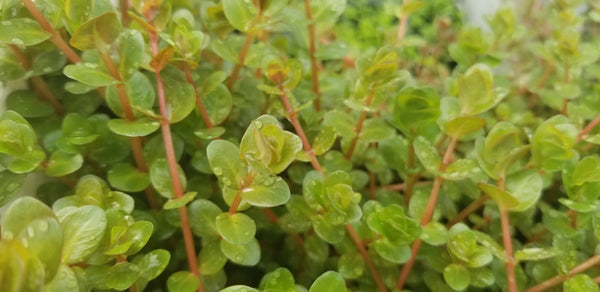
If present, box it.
[525,254,600,292]
[228,170,257,215]
[496,178,518,292]
[346,224,388,292]
[303,0,322,111]
[21,0,82,64]
[184,69,214,128]
[146,15,202,292]
[396,136,458,290]
[345,89,376,160]
[447,194,490,228]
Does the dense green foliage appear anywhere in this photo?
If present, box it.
[2,0,600,291]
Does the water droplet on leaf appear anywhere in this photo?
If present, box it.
[213,167,223,175]
[254,121,263,129]
[11,38,24,45]
[27,226,35,237]
[37,221,49,232]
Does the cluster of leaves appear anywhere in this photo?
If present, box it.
[3,0,600,291]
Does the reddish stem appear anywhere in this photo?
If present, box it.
[97,43,159,210]
[147,19,202,292]
[21,0,82,64]
[525,254,600,292]
[303,0,321,111]
[396,1,410,46]
[277,84,323,174]
[500,206,517,292]
[560,66,570,115]
[184,69,214,128]
[345,90,376,160]
[447,194,490,228]
[8,45,65,115]
[226,33,255,90]
[396,136,458,290]
[346,225,388,292]
[120,0,131,26]
[228,171,256,214]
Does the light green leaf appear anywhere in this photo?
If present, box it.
[564,274,600,292]
[167,271,199,292]
[64,63,118,87]
[108,118,160,137]
[313,127,337,155]
[337,252,364,279]
[207,139,248,190]
[132,249,171,291]
[60,205,107,264]
[150,158,187,199]
[309,271,347,292]
[195,127,226,140]
[199,240,227,275]
[571,156,600,186]
[506,170,542,212]
[0,170,26,206]
[443,116,485,138]
[44,264,79,292]
[164,192,197,210]
[164,76,196,123]
[443,263,470,291]
[477,182,518,210]
[413,136,441,173]
[216,212,256,245]
[220,286,260,292]
[107,163,150,192]
[222,0,258,32]
[0,18,51,46]
[117,29,144,80]
[45,151,83,177]
[323,110,355,138]
[242,174,290,207]
[69,12,121,50]
[189,199,222,239]
[515,247,560,262]
[220,237,261,266]
[107,262,141,290]
[421,222,448,245]
[372,238,412,263]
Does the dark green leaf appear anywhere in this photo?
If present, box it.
[150,158,187,199]
[108,163,150,192]
[6,90,54,118]
[164,192,197,210]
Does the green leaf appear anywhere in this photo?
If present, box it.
[220,286,260,292]
[311,214,345,244]
[559,198,598,212]
[443,263,470,291]
[372,238,412,263]
[458,63,505,115]
[506,170,542,212]
[164,192,197,210]
[313,127,337,156]
[0,47,28,80]
[259,267,296,290]
[571,156,600,186]
[442,158,481,181]
[323,110,355,138]
[477,182,518,210]
[222,0,258,32]
[167,271,199,292]
[413,136,441,173]
[360,118,395,142]
[117,29,144,80]
[195,127,226,140]
[45,264,79,292]
[0,170,26,206]
[337,252,364,279]
[107,72,156,118]
[64,63,118,87]
[2,197,62,281]
[164,76,196,123]
[189,199,222,239]
[59,205,107,264]
[309,271,347,292]
[6,90,54,118]
[220,237,261,266]
[70,12,122,50]
[421,222,448,245]
[203,84,233,126]
[132,249,171,291]
[0,18,51,46]
[393,87,441,136]
[242,174,290,207]
[107,262,141,290]
[31,49,67,76]
[443,116,485,138]
[108,163,150,192]
[199,240,227,275]
[515,247,560,262]
[0,110,45,173]
[207,140,248,190]
[150,158,187,199]
[564,274,600,292]
[531,115,577,172]
[45,151,84,177]
[215,212,256,245]
[108,118,160,137]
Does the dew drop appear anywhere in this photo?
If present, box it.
[11,38,24,45]
[37,221,49,232]
[23,18,34,24]
[263,176,276,186]
[21,238,29,248]
[222,178,232,186]
[254,121,263,129]
[213,167,223,175]
[235,255,243,262]
[43,67,53,73]
[27,226,35,238]
[6,182,19,192]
